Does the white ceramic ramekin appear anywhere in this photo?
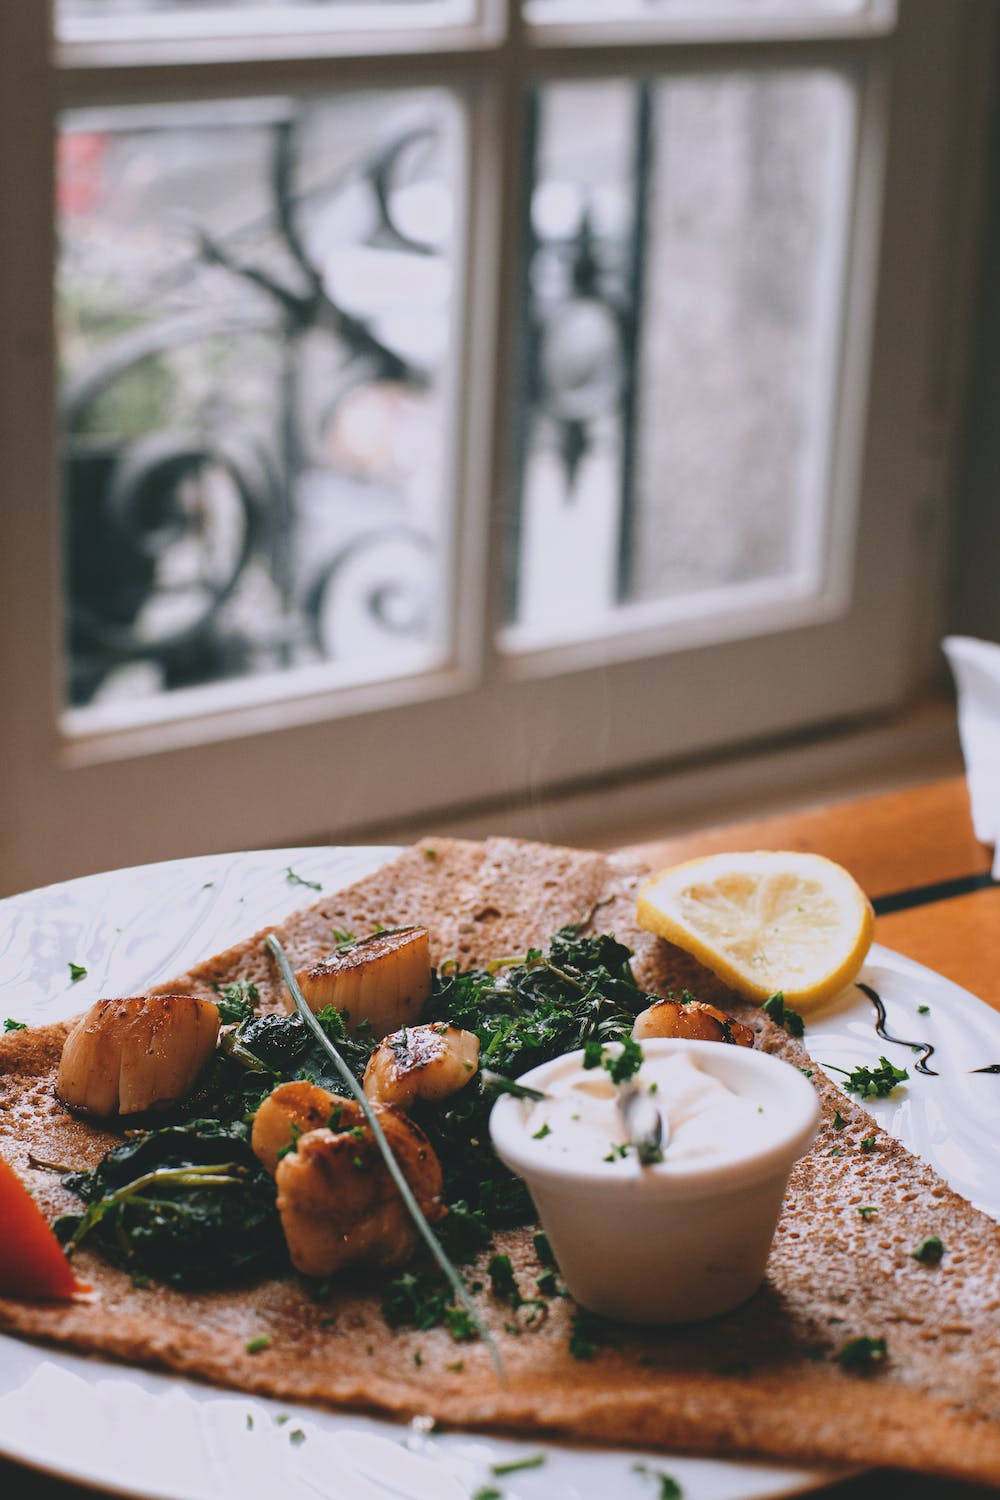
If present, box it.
[489,1037,820,1324]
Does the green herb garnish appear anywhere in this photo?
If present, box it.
[581,1034,643,1083]
[488,1253,522,1308]
[569,1307,608,1361]
[835,1335,887,1373]
[3,1018,26,1032]
[68,962,87,982]
[245,1335,271,1354]
[284,867,322,891]
[857,1205,878,1219]
[761,991,804,1037]
[860,1135,877,1151]
[633,1464,683,1500]
[827,1057,908,1099]
[214,979,260,1026]
[491,1453,546,1476]
[533,1230,555,1267]
[532,1122,552,1140]
[912,1234,945,1265]
[917,1004,930,1015]
[832,1110,847,1131]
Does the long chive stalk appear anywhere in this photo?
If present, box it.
[265,933,504,1378]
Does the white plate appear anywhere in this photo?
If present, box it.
[1,848,998,1500]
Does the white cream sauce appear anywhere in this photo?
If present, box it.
[524,1050,785,1173]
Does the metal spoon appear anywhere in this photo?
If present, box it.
[617,1081,668,1165]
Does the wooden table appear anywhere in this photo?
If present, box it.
[4,776,998,1500]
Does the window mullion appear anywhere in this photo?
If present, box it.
[458,10,530,691]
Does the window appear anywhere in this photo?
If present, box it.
[0,1,983,892]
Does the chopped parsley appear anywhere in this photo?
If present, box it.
[214,979,259,1025]
[536,1267,563,1297]
[533,1230,555,1267]
[330,928,358,951]
[532,1122,552,1140]
[381,1269,479,1343]
[761,991,804,1038]
[917,1004,930,1015]
[912,1235,945,1265]
[839,1344,893,1374]
[828,1146,842,1157]
[490,1454,546,1476]
[828,1057,908,1099]
[472,1490,502,1500]
[488,1253,522,1308]
[860,1135,877,1152]
[288,1428,306,1446]
[857,1205,878,1220]
[275,1123,302,1161]
[284,866,322,891]
[832,1110,847,1131]
[835,1335,887,1373]
[444,1306,478,1341]
[3,1018,26,1032]
[569,1307,608,1361]
[68,962,87,982]
[633,1464,683,1500]
[799,1067,814,1077]
[245,1335,272,1354]
[583,1034,644,1083]
[423,847,439,860]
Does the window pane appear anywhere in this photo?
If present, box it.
[527,0,881,27]
[58,0,473,41]
[59,93,460,714]
[524,0,874,28]
[505,70,855,651]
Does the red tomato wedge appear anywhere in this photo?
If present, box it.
[0,1155,89,1299]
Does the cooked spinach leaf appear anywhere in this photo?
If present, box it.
[54,1119,283,1288]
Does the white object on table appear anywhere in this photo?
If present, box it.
[942,634,1000,875]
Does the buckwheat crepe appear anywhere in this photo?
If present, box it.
[1,838,999,1485]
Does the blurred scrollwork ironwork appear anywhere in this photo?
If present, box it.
[62,105,442,707]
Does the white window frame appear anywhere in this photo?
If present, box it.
[0,0,987,894]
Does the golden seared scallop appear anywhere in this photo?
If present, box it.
[293,927,431,1040]
[57,994,220,1117]
[275,1102,444,1277]
[632,998,754,1048]
[363,1023,480,1109]
[251,1080,347,1175]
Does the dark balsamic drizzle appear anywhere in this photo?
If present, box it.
[970,1063,1000,1074]
[856,982,939,1076]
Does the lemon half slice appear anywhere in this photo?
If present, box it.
[636,850,874,1010]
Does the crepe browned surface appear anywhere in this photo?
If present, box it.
[1,837,999,1486]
